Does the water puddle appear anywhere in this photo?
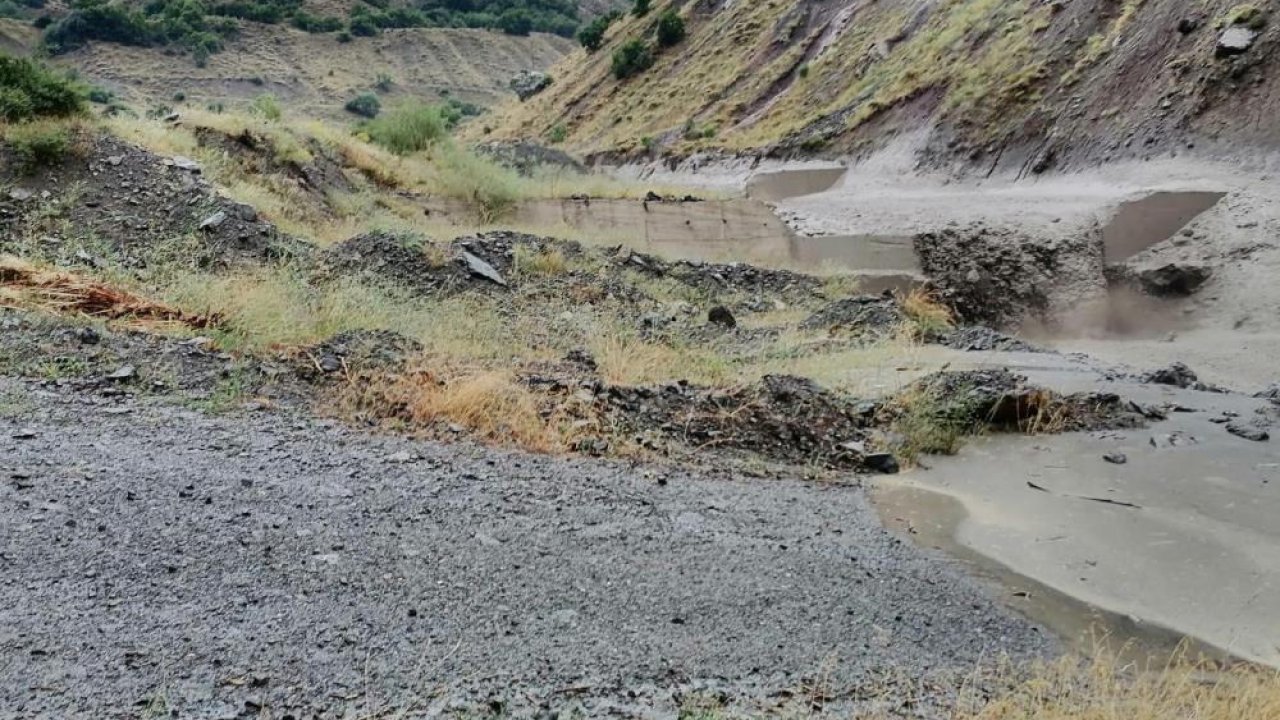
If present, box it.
[1102,191,1226,262]
[872,483,1235,666]
[745,167,847,203]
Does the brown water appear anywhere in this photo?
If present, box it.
[1102,191,1226,262]
[745,167,847,203]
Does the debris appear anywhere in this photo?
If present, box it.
[199,211,228,231]
[1226,423,1270,442]
[106,365,137,382]
[8,188,33,201]
[1103,452,1128,465]
[509,70,552,101]
[164,156,202,173]
[1026,481,1141,509]
[11,428,37,440]
[1140,362,1199,388]
[1136,263,1212,297]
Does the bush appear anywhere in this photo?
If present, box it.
[345,92,381,118]
[611,38,653,79]
[0,54,84,122]
[655,9,683,47]
[496,7,533,35]
[576,12,616,52]
[434,145,518,223]
[546,123,567,143]
[336,30,352,42]
[348,13,379,36]
[250,92,282,121]
[290,11,343,32]
[86,86,114,104]
[631,0,649,17]
[375,72,393,92]
[365,103,449,154]
[6,122,73,172]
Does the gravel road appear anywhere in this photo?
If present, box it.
[0,379,1051,718]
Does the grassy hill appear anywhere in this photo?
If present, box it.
[69,22,573,116]
[474,0,1280,170]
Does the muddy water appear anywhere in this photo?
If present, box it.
[870,352,1280,667]
[745,167,846,203]
[1102,191,1226,262]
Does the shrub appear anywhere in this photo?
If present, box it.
[434,145,518,222]
[576,11,618,52]
[348,13,379,36]
[546,123,567,143]
[374,72,393,92]
[611,38,653,79]
[250,93,282,121]
[6,122,73,172]
[336,30,352,42]
[290,10,343,32]
[655,9,684,47]
[87,86,114,104]
[0,54,84,122]
[496,7,533,35]
[365,103,448,154]
[345,92,381,118]
[172,91,186,102]
[631,0,649,17]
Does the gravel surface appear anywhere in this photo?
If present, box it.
[0,379,1052,718]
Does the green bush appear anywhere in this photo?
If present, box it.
[348,12,379,36]
[546,123,567,143]
[497,7,533,35]
[611,38,653,79]
[0,54,84,122]
[631,0,649,17]
[250,92,282,121]
[86,86,114,104]
[576,11,617,52]
[336,30,352,42]
[7,122,73,172]
[374,72,393,92]
[290,10,342,32]
[434,145,518,223]
[345,92,381,118]
[365,103,449,155]
[655,9,683,47]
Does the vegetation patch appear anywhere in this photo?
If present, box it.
[0,53,84,122]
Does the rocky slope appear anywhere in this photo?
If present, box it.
[477,0,1280,172]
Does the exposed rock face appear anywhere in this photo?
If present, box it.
[474,141,584,176]
[914,224,1106,328]
[510,70,553,101]
[801,294,904,336]
[1136,262,1212,296]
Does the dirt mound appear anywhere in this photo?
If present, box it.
[914,224,1105,328]
[296,329,423,380]
[800,294,904,337]
[191,125,354,215]
[0,133,304,270]
[619,248,822,304]
[943,326,1047,353]
[319,232,463,295]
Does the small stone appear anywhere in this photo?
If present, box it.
[199,211,227,230]
[11,428,37,440]
[76,327,101,345]
[106,155,124,166]
[166,155,202,173]
[385,450,414,464]
[864,453,900,474]
[8,188,33,201]
[1137,263,1212,297]
[461,251,507,287]
[106,365,137,381]
[1103,452,1128,465]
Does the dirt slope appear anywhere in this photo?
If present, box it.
[477,0,1280,171]
[56,23,573,116]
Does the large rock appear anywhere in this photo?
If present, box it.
[510,71,553,101]
[1136,262,1212,296]
[1217,27,1258,57]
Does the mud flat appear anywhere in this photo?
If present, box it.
[875,351,1280,667]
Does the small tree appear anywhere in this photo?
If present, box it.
[655,9,684,47]
[345,92,381,118]
[611,38,653,79]
[576,15,610,51]
[631,0,650,17]
[496,8,533,35]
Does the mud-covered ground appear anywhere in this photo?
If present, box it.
[0,378,1054,719]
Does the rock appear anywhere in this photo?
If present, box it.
[199,211,227,230]
[644,190,663,202]
[1177,17,1200,34]
[1217,27,1258,57]
[385,450,415,463]
[509,70,552,101]
[317,355,343,373]
[106,365,137,382]
[1103,452,1128,465]
[105,155,124,166]
[165,156,202,173]
[8,188,33,201]
[75,327,101,345]
[707,306,736,328]
[1226,423,1269,442]
[163,112,180,123]
[461,251,507,287]
[863,453,900,475]
[1254,384,1280,404]
[11,428,37,440]
[1140,362,1199,388]
[229,202,258,222]
[564,348,597,371]
[1136,263,1211,297]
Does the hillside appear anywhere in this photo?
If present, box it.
[0,18,573,116]
[476,0,1280,171]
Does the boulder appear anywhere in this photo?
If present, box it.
[510,71,552,101]
[1217,27,1258,57]
[1137,262,1211,296]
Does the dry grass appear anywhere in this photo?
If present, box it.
[900,286,955,339]
[957,652,1280,720]
[345,367,586,453]
[0,255,218,330]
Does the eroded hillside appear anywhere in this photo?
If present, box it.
[477,0,1279,171]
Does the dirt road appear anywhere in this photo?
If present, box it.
[0,379,1050,718]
